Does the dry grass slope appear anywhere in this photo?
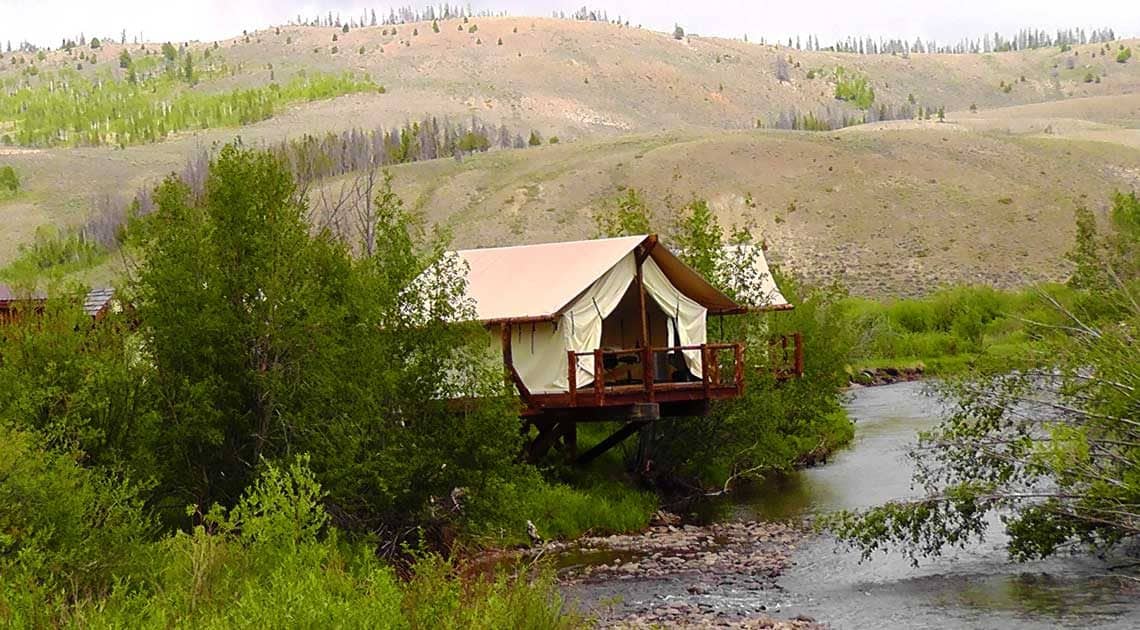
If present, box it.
[2,17,1139,295]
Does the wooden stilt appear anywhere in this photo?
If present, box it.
[576,420,650,466]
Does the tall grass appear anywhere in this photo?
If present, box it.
[842,284,1076,373]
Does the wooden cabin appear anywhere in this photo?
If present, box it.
[446,235,800,463]
[0,285,117,325]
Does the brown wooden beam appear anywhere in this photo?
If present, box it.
[635,234,659,265]
[567,350,578,407]
[576,419,652,466]
[593,348,605,406]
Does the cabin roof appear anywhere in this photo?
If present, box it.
[451,235,749,324]
[0,285,116,319]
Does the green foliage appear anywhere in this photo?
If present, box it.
[0,291,159,474]
[467,468,656,546]
[1116,47,1132,63]
[0,426,154,614]
[823,192,1140,564]
[1066,206,1107,290]
[833,66,875,109]
[671,198,721,279]
[118,49,132,69]
[457,130,491,152]
[0,68,380,147]
[0,163,18,195]
[528,130,542,146]
[655,268,855,484]
[842,285,1038,369]
[1,460,580,627]
[127,145,520,527]
[0,225,106,282]
[593,188,653,238]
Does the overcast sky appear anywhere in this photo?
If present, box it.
[1,0,1137,48]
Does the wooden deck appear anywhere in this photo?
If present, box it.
[516,334,804,464]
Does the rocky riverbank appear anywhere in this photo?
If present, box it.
[848,365,924,387]
[548,513,825,629]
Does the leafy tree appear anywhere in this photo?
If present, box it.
[1117,47,1132,63]
[457,131,490,152]
[432,20,440,33]
[594,188,653,237]
[833,66,875,109]
[90,37,101,49]
[527,130,542,146]
[1065,206,1107,290]
[822,191,1140,564]
[127,144,520,526]
[118,49,131,69]
[161,42,177,62]
[182,52,194,83]
[672,198,721,279]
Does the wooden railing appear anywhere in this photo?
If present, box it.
[566,343,745,408]
[558,334,803,409]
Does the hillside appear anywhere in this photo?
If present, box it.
[1,16,1139,295]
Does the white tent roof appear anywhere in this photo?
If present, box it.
[451,235,750,324]
[454,235,646,323]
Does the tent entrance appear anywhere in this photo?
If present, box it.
[598,282,693,386]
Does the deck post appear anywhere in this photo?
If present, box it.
[593,348,605,406]
[567,351,578,407]
[563,422,577,463]
[701,344,710,398]
[643,345,655,402]
[734,343,745,394]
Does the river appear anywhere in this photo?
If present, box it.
[565,381,1140,628]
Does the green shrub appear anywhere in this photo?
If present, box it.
[0,226,106,281]
[0,427,154,616]
[0,164,18,194]
[466,469,656,545]
[833,66,875,109]
[3,456,584,627]
[1117,47,1132,63]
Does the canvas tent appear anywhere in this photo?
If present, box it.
[446,235,787,395]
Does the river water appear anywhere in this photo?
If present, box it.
[568,381,1140,628]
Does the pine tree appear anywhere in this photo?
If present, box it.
[673,24,685,40]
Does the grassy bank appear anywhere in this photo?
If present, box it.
[841,284,1077,378]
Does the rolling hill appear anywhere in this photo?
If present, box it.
[1,16,1139,295]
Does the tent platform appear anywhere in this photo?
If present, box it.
[517,336,803,464]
